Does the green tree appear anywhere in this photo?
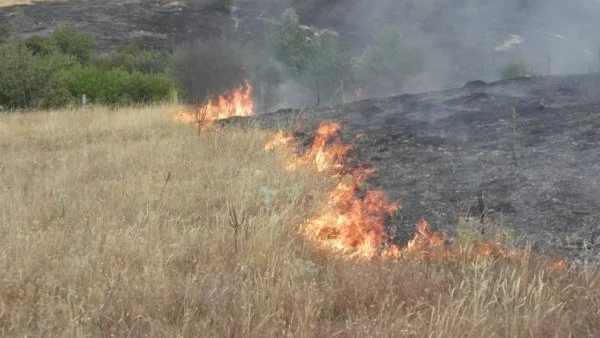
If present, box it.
[0,42,74,109]
[96,44,170,74]
[500,61,530,79]
[23,35,58,56]
[52,26,97,63]
[273,9,350,102]
[353,26,423,96]
[276,9,317,76]
[64,65,174,105]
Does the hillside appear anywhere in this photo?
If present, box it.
[1,105,599,336]
[2,0,600,90]
[234,73,600,262]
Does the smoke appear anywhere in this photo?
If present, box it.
[231,0,600,108]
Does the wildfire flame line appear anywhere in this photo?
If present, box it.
[174,80,564,268]
[265,122,530,263]
[175,80,254,129]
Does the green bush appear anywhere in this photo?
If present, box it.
[52,26,97,63]
[270,9,350,102]
[0,42,74,109]
[353,26,423,96]
[23,35,58,56]
[64,65,174,105]
[276,9,317,76]
[95,44,170,74]
[500,61,530,79]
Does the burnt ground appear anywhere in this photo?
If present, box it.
[229,74,600,262]
[0,0,271,51]
[3,0,600,88]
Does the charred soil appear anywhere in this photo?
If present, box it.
[236,74,600,261]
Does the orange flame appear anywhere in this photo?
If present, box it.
[354,88,365,100]
[175,80,254,129]
[266,121,534,263]
[264,130,296,151]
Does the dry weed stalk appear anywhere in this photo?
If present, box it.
[227,202,248,254]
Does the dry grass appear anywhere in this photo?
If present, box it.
[1,105,599,337]
[0,0,63,7]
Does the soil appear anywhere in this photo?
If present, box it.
[3,0,600,88]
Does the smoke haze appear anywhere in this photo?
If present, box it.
[253,0,600,101]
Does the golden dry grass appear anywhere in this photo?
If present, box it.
[1,105,599,337]
[0,0,61,7]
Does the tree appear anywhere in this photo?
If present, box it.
[353,26,423,96]
[0,42,74,109]
[52,26,97,63]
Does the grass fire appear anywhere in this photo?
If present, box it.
[0,83,598,336]
[175,80,254,129]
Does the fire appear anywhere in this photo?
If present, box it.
[301,166,400,260]
[265,121,533,263]
[175,80,254,129]
[305,122,353,172]
[264,130,295,151]
[354,88,365,100]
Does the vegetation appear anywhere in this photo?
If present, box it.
[500,61,531,79]
[0,27,174,109]
[170,9,423,107]
[353,26,423,96]
[0,7,426,110]
[0,107,599,336]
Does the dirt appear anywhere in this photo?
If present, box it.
[0,0,264,51]
[230,74,600,262]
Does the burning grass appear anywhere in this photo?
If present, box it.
[175,80,254,130]
[1,105,599,336]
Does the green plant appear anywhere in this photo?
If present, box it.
[23,35,58,56]
[0,23,9,42]
[352,26,423,96]
[64,65,174,105]
[96,44,170,74]
[500,61,530,79]
[0,42,74,109]
[52,26,97,63]
[276,9,317,76]
[216,0,233,10]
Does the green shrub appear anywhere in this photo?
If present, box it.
[265,9,350,103]
[500,61,530,79]
[0,42,74,109]
[52,26,97,63]
[353,26,423,96]
[23,35,58,56]
[124,72,175,103]
[276,9,317,76]
[64,65,174,105]
[0,23,9,42]
[96,44,170,74]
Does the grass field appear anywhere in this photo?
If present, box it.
[1,105,599,336]
[0,0,54,7]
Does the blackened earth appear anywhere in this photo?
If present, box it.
[229,74,600,262]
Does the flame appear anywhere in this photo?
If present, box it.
[354,88,365,100]
[175,80,254,129]
[264,130,295,151]
[305,122,353,172]
[265,121,534,263]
